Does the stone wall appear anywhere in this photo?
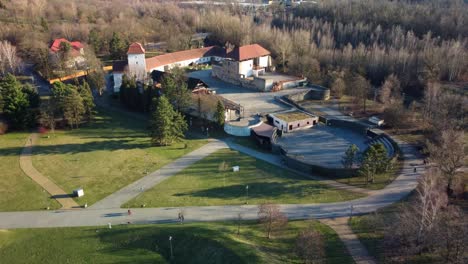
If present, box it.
[224,120,263,137]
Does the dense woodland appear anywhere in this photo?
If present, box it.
[0,0,466,94]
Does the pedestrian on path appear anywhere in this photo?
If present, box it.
[128,209,132,216]
[413,167,417,173]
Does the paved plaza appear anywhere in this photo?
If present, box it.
[188,70,309,118]
[277,124,368,168]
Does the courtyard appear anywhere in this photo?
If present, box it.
[188,70,309,118]
[277,124,369,168]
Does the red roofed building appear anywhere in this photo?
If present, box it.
[49,38,85,68]
[112,43,225,92]
[212,44,272,86]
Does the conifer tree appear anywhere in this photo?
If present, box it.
[150,96,187,146]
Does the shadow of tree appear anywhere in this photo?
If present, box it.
[0,139,151,157]
[174,182,326,200]
[96,225,257,264]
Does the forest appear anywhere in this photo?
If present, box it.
[0,0,467,98]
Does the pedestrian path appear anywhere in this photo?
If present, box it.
[90,140,228,209]
[320,217,377,264]
[19,133,79,209]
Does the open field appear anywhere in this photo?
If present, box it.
[0,133,60,211]
[125,149,364,208]
[32,108,207,206]
[0,220,353,264]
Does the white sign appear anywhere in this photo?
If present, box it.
[74,188,84,197]
[232,166,240,172]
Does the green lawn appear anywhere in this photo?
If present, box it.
[0,132,60,211]
[335,160,403,190]
[124,149,364,208]
[0,220,354,264]
[32,108,207,206]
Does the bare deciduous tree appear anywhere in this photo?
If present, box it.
[426,129,465,196]
[295,228,325,264]
[0,41,22,76]
[384,170,447,261]
[378,74,401,105]
[258,203,287,239]
[433,205,468,264]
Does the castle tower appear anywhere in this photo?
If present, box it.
[127,42,146,81]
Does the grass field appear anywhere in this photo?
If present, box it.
[125,149,364,208]
[0,132,60,211]
[335,159,404,190]
[32,108,207,206]
[0,220,354,264]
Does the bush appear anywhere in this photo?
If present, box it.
[0,119,8,134]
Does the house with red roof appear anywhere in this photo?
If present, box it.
[112,42,225,92]
[112,42,286,92]
[49,38,85,69]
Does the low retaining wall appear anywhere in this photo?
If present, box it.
[283,154,357,178]
[326,119,369,135]
[224,120,263,137]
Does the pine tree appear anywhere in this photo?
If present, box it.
[214,100,225,127]
[62,88,85,129]
[109,32,127,60]
[78,81,95,121]
[359,143,389,185]
[150,96,187,146]
[0,74,31,129]
[342,144,359,169]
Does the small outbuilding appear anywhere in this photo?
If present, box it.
[269,111,318,133]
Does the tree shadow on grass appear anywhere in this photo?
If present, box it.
[96,225,257,264]
[0,139,151,157]
[173,182,326,200]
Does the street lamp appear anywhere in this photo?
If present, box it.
[245,185,249,204]
[169,236,173,259]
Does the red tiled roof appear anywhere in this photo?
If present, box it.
[127,42,145,54]
[226,44,270,61]
[145,46,225,71]
[50,38,84,53]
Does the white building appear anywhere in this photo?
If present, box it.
[112,43,225,92]
[212,44,271,80]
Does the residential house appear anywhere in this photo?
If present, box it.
[49,38,85,69]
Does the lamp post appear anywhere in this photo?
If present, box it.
[169,236,173,259]
[245,185,249,204]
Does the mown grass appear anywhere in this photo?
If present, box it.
[0,132,60,211]
[124,149,364,208]
[335,159,404,190]
[0,220,354,264]
[32,108,207,206]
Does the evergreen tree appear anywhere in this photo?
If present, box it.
[109,32,127,60]
[161,67,191,112]
[342,144,359,169]
[0,74,31,129]
[62,88,85,129]
[150,96,187,146]
[358,143,389,185]
[78,81,95,121]
[214,100,225,127]
[88,28,102,54]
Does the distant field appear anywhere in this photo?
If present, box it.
[0,220,353,264]
[125,149,364,208]
[0,133,60,211]
[32,108,207,206]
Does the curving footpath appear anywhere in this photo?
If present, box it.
[19,133,79,209]
[0,134,423,229]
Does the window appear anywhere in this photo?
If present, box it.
[307,121,309,124]
[297,124,300,127]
